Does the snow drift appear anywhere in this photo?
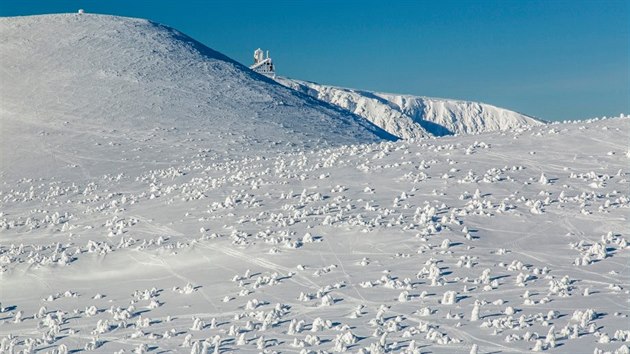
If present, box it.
[276,77,544,139]
[0,14,394,181]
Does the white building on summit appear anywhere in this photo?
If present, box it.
[250,48,275,77]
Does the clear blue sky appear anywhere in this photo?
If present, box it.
[2,0,628,121]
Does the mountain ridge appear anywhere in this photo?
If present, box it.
[276,77,544,139]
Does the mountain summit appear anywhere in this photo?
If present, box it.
[0,14,394,180]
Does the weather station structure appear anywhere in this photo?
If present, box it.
[250,48,275,78]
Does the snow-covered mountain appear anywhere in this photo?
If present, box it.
[0,14,394,181]
[276,77,544,139]
[1,12,629,354]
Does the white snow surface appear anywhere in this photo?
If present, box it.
[0,14,394,182]
[2,112,629,352]
[276,77,544,139]
[1,13,630,354]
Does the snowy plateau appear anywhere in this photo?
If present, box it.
[1,13,629,354]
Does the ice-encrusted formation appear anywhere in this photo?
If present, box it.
[276,77,544,139]
[0,14,394,181]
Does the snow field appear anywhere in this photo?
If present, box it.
[1,117,628,353]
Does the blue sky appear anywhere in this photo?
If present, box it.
[2,0,628,121]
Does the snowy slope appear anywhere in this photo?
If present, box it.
[276,77,544,139]
[0,14,394,182]
[1,114,629,353]
[1,13,629,354]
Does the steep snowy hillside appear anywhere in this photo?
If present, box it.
[1,116,628,353]
[277,77,544,139]
[0,14,393,182]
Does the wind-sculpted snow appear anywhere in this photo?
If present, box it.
[1,116,628,353]
[0,14,394,182]
[276,77,544,139]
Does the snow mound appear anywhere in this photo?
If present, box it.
[0,14,394,181]
[276,77,544,139]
